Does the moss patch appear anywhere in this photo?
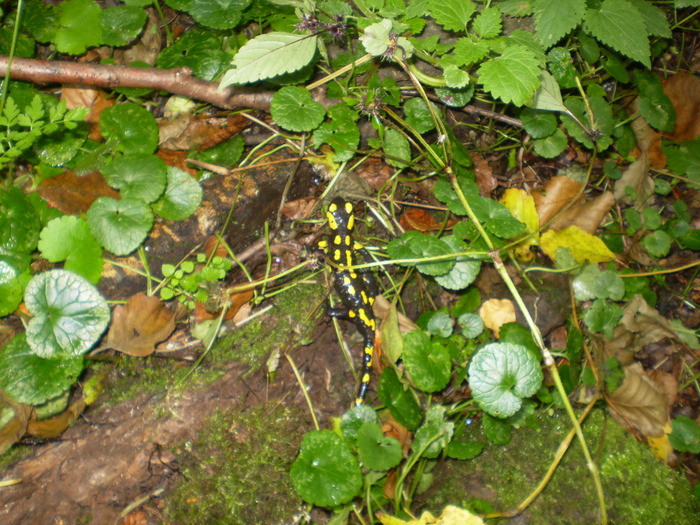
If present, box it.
[164,404,305,523]
[422,409,699,524]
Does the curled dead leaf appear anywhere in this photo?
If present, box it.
[0,393,32,455]
[102,293,184,356]
[479,298,515,337]
[532,175,583,227]
[549,191,615,234]
[613,154,654,205]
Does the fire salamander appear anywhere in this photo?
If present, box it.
[320,198,377,406]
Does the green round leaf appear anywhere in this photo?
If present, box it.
[402,329,452,393]
[156,29,227,81]
[426,309,453,338]
[447,440,485,460]
[458,312,484,339]
[521,108,557,139]
[0,187,42,253]
[404,98,437,134]
[377,367,422,431]
[533,129,568,158]
[0,270,30,317]
[434,235,481,290]
[101,5,146,47]
[0,333,84,405]
[103,154,167,203]
[152,166,203,221]
[583,298,623,338]
[54,0,103,55]
[642,230,672,258]
[290,430,362,507]
[483,412,511,444]
[24,270,110,358]
[340,405,377,440]
[87,197,154,256]
[387,231,454,277]
[468,342,543,418]
[669,416,700,454]
[38,216,103,283]
[572,264,625,301]
[412,406,454,458]
[356,422,403,471]
[270,86,326,132]
[99,103,159,155]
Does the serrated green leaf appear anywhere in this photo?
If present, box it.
[428,0,476,32]
[434,235,481,290]
[0,333,84,405]
[583,298,622,338]
[472,7,502,38]
[572,264,624,301]
[340,405,378,441]
[99,103,159,155]
[270,86,325,132]
[477,45,540,106]
[87,197,153,256]
[38,216,103,283]
[533,0,586,48]
[221,33,318,86]
[25,270,110,358]
[356,422,403,471]
[165,0,251,30]
[54,0,103,55]
[468,342,543,418]
[387,231,454,276]
[101,5,146,47]
[402,329,452,393]
[583,0,650,68]
[290,430,362,507]
[453,38,490,66]
[377,367,422,430]
[628,0,671,38]
[152,166,203,221]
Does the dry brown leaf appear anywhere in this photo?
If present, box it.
[103,293,182,356]
[280,196,316,221]
[532,175,583,227]
[0,393,32,455]
[479,298,515,338]
[26,397,86,439]
[620,295,680,348]
[606,363,670,438]
[472,153,498,196]
[613,154,654,205]
[36,170,121,214]
[400,207,440,232]
[373,294,419,334]
[549,191,615,234]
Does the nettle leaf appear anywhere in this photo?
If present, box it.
[387,231,454,276]
[402,329,452,393]
[38,216,103,284]
[533,0,586,48]
[628,0,671,38]
[165,0,251,30]
[472,7,502,39]
[383,128,411,167]
[477,45,540,106]
[434,235,481,291]
[583,0,650,68]
[356,422,403,471]
[270,86,325,132]
[468,342,543,418]
[428,0,476,33]
[25,270,110,358]
[152,166,203,221]
[87,197,154,256]
[290,430,362,507]
[220,33,318,87]
[99,103,159,155]
[0,333,84,405]
[103,154,167,203]
[156,29,227,81]
[101,5,146,47]
[54,0,103,55]
[453,38,490,66]
[377,367,422,430]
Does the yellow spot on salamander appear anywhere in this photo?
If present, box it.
[344,235,352,246]
[333,249,342,261]
[333,234,342,245]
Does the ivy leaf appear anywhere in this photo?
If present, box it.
[164,0,251,30]
[290,430,362,507]
[53,0,103,55]
[270,86,325,132]
[99,103,159,155]
[533,0,586,48]
[387,231,454,276]
[151,166,202,221]
[220,33,318,87]
[583,0,650,68]
[103,154,167,203]
[427,0,476,33]
[356,422,403,471]
[0,333,84,405]
[101,5,146,47]
[477,45,541,106]
[468,342,543,418]
[24,270,110,358]
[38,216,103,284]
[402,329,452,393]
[87,197,154,256]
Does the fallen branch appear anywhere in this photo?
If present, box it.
[0,55,274,110]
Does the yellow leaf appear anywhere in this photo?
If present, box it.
[648,423,674,463]
[540,226,615,263]
[479,298,516,337]
[500,188,540,261]
[378,506,485,525]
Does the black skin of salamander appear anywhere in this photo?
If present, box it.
[325,198,377,406]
